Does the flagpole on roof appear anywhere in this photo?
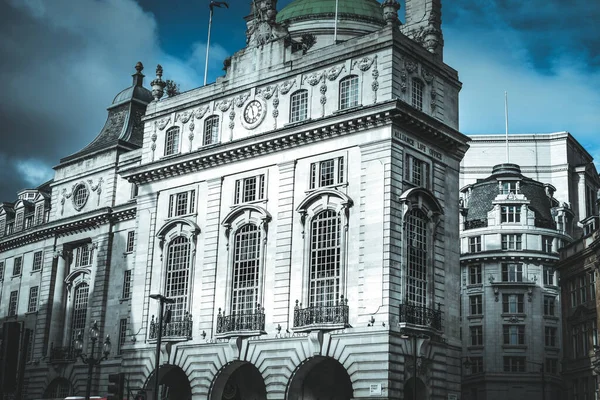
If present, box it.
[204,1,229,86]
[505,91,509,163]
[333,0,339,43]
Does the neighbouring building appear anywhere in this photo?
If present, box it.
[0,0,472,399]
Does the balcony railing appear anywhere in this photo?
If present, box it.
[149,312,193,340]
[293,297,349,328]
[48,344,75,363]
[464,219,487,230]
[216,306,265,335]
[399,302,442,331]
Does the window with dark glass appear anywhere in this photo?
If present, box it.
[75,245,92,268]
[543,296,555,316]
[165,236,191,322]
[469,295,483,315]
[501,205,521,223]
[543,266,554,286]
[469,264,482,285]
[309,210,341,307]
[469,357,484,374]
[32,251,43,272]
[234,175,266,204]
[290,90,308,122]
[470,326,483,346]
[406,209,428,308]
[469,236,482,252]
[203,115,219,146]
[168,190,196,218]
[118,318,127,355]
[310,157,344,189]
[339,75,359,110]
[502,263,523,282]
[71,283,89,344]
[15,211,24,231]
[542,236,553,253]
[404,154,430,189]
[501,234,522,250]
[0,261,4,281]
[503,325,525,345]
[580,276,587,303]
[589,271,596,300]
[13,256,22,276]
[545,326,557,347]
[122,270,132,299]
[502,294,524,313]
[126,231,135,253]
[232,224,261,314]
[8,290,18,316]
[165,127,180,156]
[503,356,525,372]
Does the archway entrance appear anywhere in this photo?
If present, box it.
[287,357,353,400]
[210,361,266,400]
[403,377,427,400]
[145,364,192,400]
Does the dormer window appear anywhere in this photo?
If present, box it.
[501,205,521,223]
[34,204,44,225]
[500,181,519,195]
[15,211,24,231]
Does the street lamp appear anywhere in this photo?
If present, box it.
[73,320,111,400]
[149,294,175,400]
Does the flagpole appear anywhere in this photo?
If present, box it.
[204,6,214,86]
[333,0,339,43]
[504,91,509,163]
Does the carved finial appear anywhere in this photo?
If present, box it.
[132,62,145,86]
[150,64,166,101]
[135,61,144,73]
[381,0,400,27]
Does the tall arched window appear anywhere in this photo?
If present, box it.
[309,210,341,307]
[232,224,261,314]
[204,115,219,146]
[165,236,191,321]
[339,75,359,110]
[290,90,308,122]
[405,209,428,307]
[71,283,89,344]
[165,127,180,156]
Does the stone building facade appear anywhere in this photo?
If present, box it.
[0,0,471,399]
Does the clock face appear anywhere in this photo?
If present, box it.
[244,100,263,124]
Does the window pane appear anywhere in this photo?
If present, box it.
[165,237,191,322]
[232,224,261,314]
[406,209,427,307]
[339,76,359,110]
[290,90,308,122]
[309,210,341,307]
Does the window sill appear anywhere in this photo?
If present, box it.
[333,104,363,114]
[119,297,131,304]
[467,315,484,320]
[230,198,268,208]
[166,212,198,221]
[284,118,313,129]
[214,330,266,339]
[502,345,527,349]
[543,315,559,321]
[501,313,526,318]
[30,269,42,275]
[467,284,483,289]
[467,345,484,350]
[25,311,38,316]
[304,182,348,194]
[12,274,22,279]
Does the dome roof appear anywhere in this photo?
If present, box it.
[112,85,153,107]
[276,0,384,24]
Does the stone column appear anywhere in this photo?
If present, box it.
[48,248,70,350]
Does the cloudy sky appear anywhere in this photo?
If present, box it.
[0,0,598,201]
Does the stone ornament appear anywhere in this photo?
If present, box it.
[234,92,251,107]
[302,72,322,86]
[326,64,346,81]
[156,116,171,131]
[279,79,295,95]
[352,56,375,72]
[257,85,276,100]
[381,0,400,26]
[371,58,379,103]
[150,64,167,101]
[194,105,210,120]
[217,99,233,113]
[175,110,194,124]
[421,67,434,83]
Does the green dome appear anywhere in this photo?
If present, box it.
[276,0,384,24]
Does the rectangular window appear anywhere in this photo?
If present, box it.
[503,356,526,372]
[501,234,522,250]
[234,174,266,204]
[411,78,424,110]
[168,190,196,218]
[75,245,92,268]
[0,261,4,281]
[165,127,180,156]
[15,211,24,231]
[503,325,525,345]
[310,157,344,189]
[34,204,45,225]
[339,76,359,110]
[501,263,523,282]
[469,357,484,374]
[470,326,483,346]
[469,264,482,285]
[404,154,430,189]
[118,318,127,355]
[13,256,23,276]
[557,215,564,231]
[290,90,308,123]
[570,280,578,307]
[545,326,557,347]
[24,216,33,229]
[545,358,558,374]
[501,205,521,223]
[572,326,579,358]
[8,290,18,316]
[580,276,587,303]
[130,183,139,199]
[500,181,519,195]
[32,251,43,272]
[590,271,596,300]
[0,218,5,237]
[543,266,554,286]
[543,296,556,316]
[469,295,483,315]
[542,236,553,253]
[126,231,135,253]
[502,294,524,314]
[469,236,482,252]
[27,286,39,313]
[122,270,132,299]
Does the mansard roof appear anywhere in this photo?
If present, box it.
[58,62,152,165]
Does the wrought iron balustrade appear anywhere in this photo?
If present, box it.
[48,344,75,362]
[216,306,265,334]
[464,219,487,230]
[399,302,442,331]
[293,297,349,328]
[149,312,193,340]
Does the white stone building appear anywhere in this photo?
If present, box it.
[0,0,470,399]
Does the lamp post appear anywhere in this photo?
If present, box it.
[149,294,175,400]
[400,329,429,400]
[73,321,111,400]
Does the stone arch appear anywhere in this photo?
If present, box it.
[209,361,267,400]
[144,364,192,400]
[43,377,72,399]
[286,356,353,400]
[403,377,427,400]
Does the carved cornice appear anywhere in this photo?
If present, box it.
[122,100,468,185]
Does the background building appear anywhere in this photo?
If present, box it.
[0,0,472,399]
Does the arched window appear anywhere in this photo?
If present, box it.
[231,224,261,314]
[165,127,180,156]
[165,236,191,322]
[411,78,424,111]
[290,90,308,123]
[405,209,428,307]
[71,283,89,344]
[309,210,341,307]
[339,75,359,110]
[204,115,219,146]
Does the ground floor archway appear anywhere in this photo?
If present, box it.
[287,356,353,400]
[145,364,192,400]
[403,377,427,400]
[210,361,266,400]
[43,377,72,399]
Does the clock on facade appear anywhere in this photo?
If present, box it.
[241,98,266,129]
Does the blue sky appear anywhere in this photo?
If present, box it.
[0,0,598,202]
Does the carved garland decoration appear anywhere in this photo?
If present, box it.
[403,57,438,112]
